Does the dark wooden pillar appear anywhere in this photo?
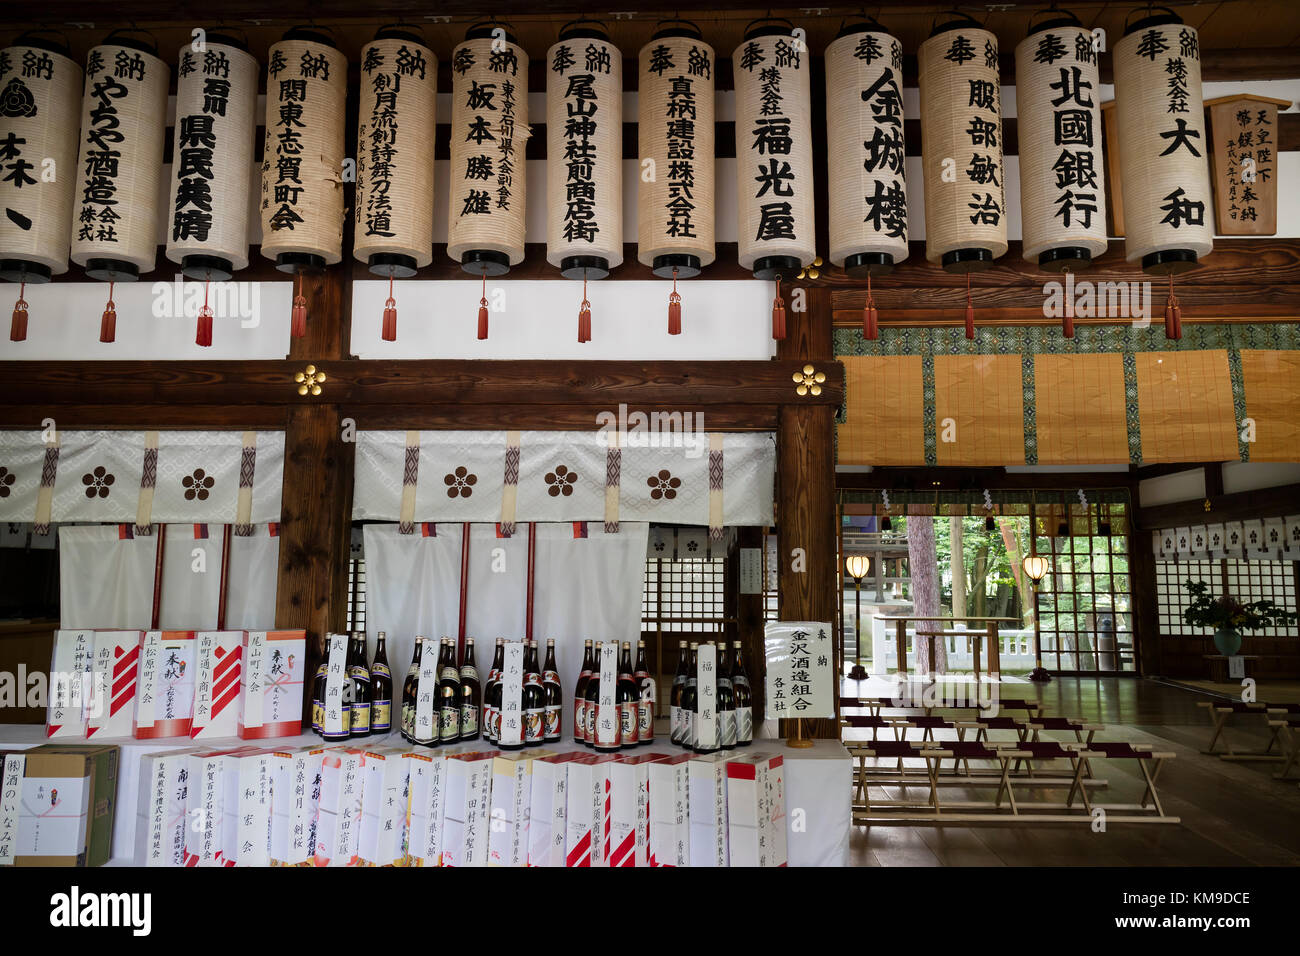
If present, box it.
[1130,480,1162,677]
[276,178,356,720]
[735,525,767,722]
[776,286,839,738]
[276,403,356,722]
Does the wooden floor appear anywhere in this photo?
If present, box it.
[849,677,1300,866]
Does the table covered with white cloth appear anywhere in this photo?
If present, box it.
[0,725,851,866]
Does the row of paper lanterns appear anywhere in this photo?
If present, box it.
[1155,519,1300,562]
[0,9,1213,345]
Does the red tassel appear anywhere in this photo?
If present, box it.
[290,273,307,338]
[771,277,787,341]
[1164,274,1182,340]
[964,272,975,340]
[477,270,489,340]
[99,281,116,343]
[196,276,213,347]
[1062,270,1075,338]
[862,273,878,341]
[667,267,682,335]
[381,273,397,342]
[577,274,592,343]
[10,282,28,342]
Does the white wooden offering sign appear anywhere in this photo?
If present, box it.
[500,641,526,748]
[764,622,835,720]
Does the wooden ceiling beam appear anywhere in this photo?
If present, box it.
[0,359,844,412]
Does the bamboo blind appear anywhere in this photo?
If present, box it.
[1239,349,1300,462]
[933,354,1026,466]
[1034,353,1129,463]
[1134,350,1236,462]
[837,355,924,465]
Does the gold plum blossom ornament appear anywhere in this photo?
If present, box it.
[295,364,326,397]
[794,364,826,397]
[796,256,823,280]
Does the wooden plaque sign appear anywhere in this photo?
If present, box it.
[1204,94,1292,235]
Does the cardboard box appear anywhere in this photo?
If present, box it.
[314,746,364,867]
[726,752,787,868]
[528,752,582,867]
[647,752,692,867]
[403,749,450,867]
[191,631,244,740]
[688,752,730,868]
[45,629,95,738]
[564,753,617,867]
[487,749,554,867]
[1,744,119,867]
[358,745,410,867]
[85,631,143,740]
[607,753,670,868]
[135,747,199,866]
[268,745,324,866]
[233,750,274,867]
[239,630,307,739]
[441,750,498,867]
[135,631,198,739]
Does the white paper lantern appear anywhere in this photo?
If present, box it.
[69,34,169,281]
[1015,11,1107,272]
[637,22,715,278]
[824,20,908,275]
[354,27,437,278]
[1113,10,1213,273]
[259,27,347,273]
[546,22,623,280]
[165,34,259,281]
[446,23,530,276]
[0,34,82,285]
[918,14,1007,271]
[733,20,816,279]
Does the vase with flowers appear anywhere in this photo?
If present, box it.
[1182,579,1299,655]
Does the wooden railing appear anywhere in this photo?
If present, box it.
[879,616,1019,679]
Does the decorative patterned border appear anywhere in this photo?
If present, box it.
[1122,352,1142,466]
[921,355,937,466]
[833,322,1300,357]
[1021,354,1038,466]
[1227,348,1249,463]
